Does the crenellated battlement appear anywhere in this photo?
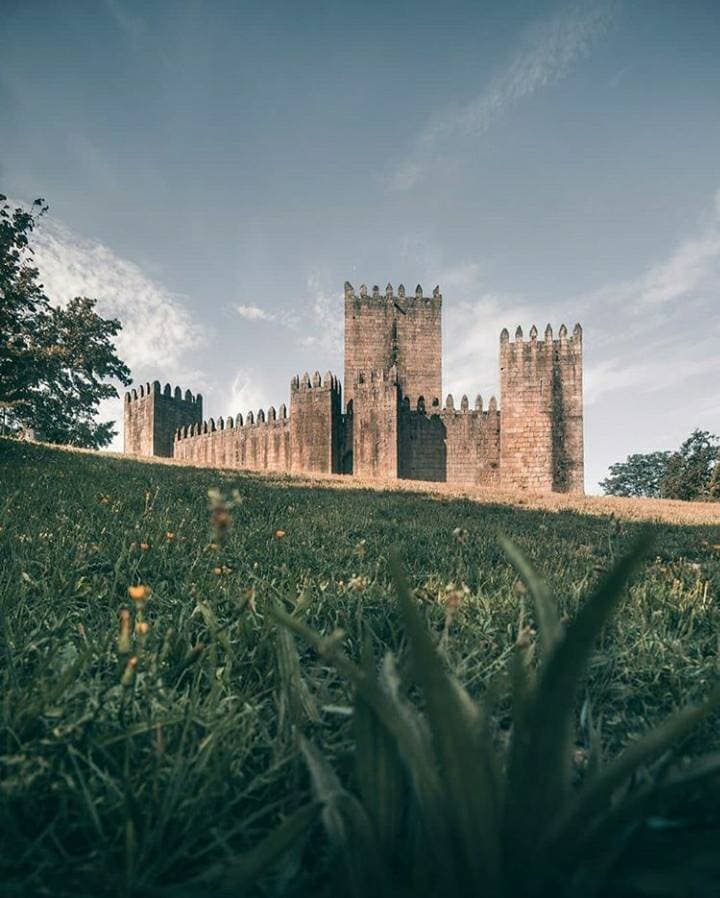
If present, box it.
[438,393,499,416]
[499,321,584,493]
[354,364,399,387]
[290,370,340,392]
[500,323,582,357]
[125,380,201,406]
[175,403,290,442]
[344,281,442,309]
[124,280,584,494]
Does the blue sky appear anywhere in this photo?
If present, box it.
[2,0,719,490]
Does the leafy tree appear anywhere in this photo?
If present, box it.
[0,195,131,448]
[0,196,50,418]
[599,451,672,498]
[660,430,719,501]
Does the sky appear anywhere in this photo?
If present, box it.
[2,0,719,491]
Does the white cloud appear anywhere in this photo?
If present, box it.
[29,210,209,449]
[583,353,711,406]
[440,261,539,400]
[236,304,274,321]
[391,0,616,189]
[638,231,720,305]
[221,368,273,419]
[580,190,720,314]
[298,273,344,360]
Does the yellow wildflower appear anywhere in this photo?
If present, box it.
[128,584,151,602]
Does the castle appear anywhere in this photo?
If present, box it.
[124,282,584,493]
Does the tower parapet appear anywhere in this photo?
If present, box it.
[124,381,202,457]
[123,280,584,494]
[352,365,400,479]
[344,280,441,410]
[499,323,583,493]
[289,370,342,473]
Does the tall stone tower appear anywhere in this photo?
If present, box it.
[124,381,202,457]
[499,323,584,493]
[343,282,441,409]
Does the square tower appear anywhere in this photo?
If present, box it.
[499,323,584,493]
[124,381,202,457]
[343,282,441,409]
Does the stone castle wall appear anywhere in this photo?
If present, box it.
[343,283,441,410]
[124,382,202,457]
[352,368,400,479]
[170,371,342,476]
[499,324,583,493]
[290,371,342,474]
[397,394,500,485]
[123,280,584,494]
[174,408,291,471]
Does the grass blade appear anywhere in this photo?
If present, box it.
[499,534,560,660]
[219,803,320,890]
[549,683,720,850]
[390,551,501,897]
[503,529,654,871]
[301,737,384,898]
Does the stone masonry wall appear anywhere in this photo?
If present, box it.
[343,283,441,410]
[499,324,583,493]
[397,394,500,484]
[442,394,501,486]
[398,398,445,481]
[289,371,342,474]
[123,281,584,495]
[394,289,442,407]
[174,407,290,471]
[353,367,399,479]
[124,382,202,457]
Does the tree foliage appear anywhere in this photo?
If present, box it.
[0,195,131,448]
[602,432,720,502]
[599,451,672,498]
[659,430,720,502]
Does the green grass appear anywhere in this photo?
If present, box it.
[1,438,720,897]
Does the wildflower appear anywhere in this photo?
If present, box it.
[140,542,150,551]
[213,508,232,532]
[452,527,469,545]
[128,584,151,602]
[442,581,470,611]
[516,625,536,649]
[121,656,138,687]
[118,608,131,653]
[274,529,286,539]
[208,489,233,541]
[347,575,370,591]
[166,532,175,541]
[213,566,232,576]
[135,621,149,636]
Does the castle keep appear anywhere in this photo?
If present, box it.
[124,282,584,493]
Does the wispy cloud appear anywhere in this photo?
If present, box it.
[440,261,539,400]
[579,187,720,325]
[31,211,209,447]
[236,304,274,321]
[391,0,616,189]
[220,368,273,419]
[296,273,344,361]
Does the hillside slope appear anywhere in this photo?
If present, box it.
[2,437,720,896]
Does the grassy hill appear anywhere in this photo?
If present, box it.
[2,439,720,896]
